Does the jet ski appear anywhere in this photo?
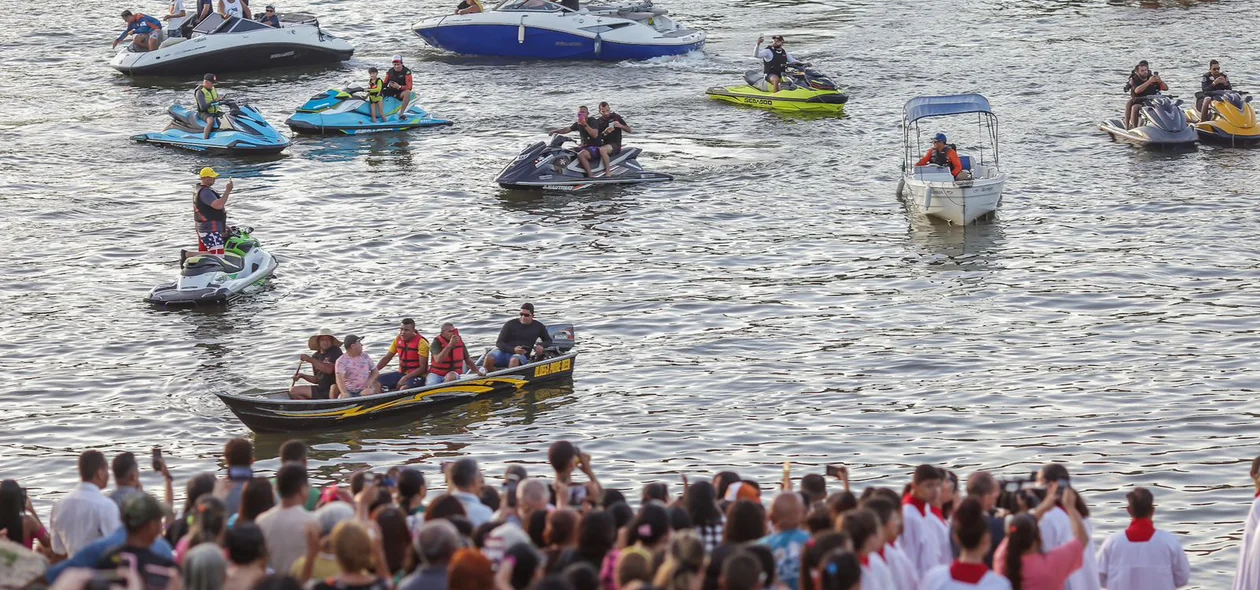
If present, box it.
[111,13,353,76]
[146,227,278,306]
[285,87,453,135]
[133,99,291,155]
[1185,90,1260,147]
[1099,95,1197,147]
[495,135,672,190]
[706,66,848,114]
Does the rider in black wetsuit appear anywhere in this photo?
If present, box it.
[548,106,602,177]
[1124,60,1166,129]
[1197,59,1232,119]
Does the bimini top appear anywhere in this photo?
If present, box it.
[903,94,994,124]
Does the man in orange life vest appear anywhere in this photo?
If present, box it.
[916,132,965,180]
[375,318,429,391]
[427,322,485,385]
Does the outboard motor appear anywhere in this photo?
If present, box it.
[546,324,576,355]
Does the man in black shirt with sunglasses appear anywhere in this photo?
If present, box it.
[484,302,553,371]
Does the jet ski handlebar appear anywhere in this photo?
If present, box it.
[548,135,575,148]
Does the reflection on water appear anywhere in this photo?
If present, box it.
[903,213,1007,271]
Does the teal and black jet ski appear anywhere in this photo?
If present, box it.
[285,88,452,135]
[133,99,291,155]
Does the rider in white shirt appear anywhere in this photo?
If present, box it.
[218,0,252,19]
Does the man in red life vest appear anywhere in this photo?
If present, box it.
[375,318,429,391]
[383,55,414,121]
[427,322,485,385]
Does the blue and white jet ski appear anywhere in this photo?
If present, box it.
[133,99,291,154]
[145,227,279,306]
[285,88,452,135]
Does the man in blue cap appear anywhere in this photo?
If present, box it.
[915,132,964,179]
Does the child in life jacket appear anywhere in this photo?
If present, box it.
[367,67,385,123]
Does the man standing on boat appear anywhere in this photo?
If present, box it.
[483,303,552,372]
[376,318,429,391]
[755,35,803,93]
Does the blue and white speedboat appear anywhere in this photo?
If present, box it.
[412,0,703,61]
[133,99,291,154]
[285,88,452,135]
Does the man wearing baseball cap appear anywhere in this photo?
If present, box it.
[94,493,175,579]
[754,34,804,93]
[195,73,225,139]
[383,55,414,121]
[915,132,965,179]
[195,167,233,255]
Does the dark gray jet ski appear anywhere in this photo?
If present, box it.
[495,135,673,191]
[1099,95,1197,147]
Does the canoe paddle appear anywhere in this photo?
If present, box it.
[291,359,304,386]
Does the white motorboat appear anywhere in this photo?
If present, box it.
[898,94,1007,225]
[412,0,704,61]
[111,12,353,76]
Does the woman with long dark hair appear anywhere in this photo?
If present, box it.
[920,498,1010,588]
[232,478,275,527]
[0,480,49,552]
[176,496,228,565]
[995,484,1087,590]
[837,508,895,589]
[1034,464,1098,590]
[168,472,216,546]
[684,480,724,553]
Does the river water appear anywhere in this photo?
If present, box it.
[2,0,1259,585]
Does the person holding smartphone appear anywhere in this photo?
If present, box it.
[548,106,603,178]
[1125,60,1167,129]
[484,302,553,372]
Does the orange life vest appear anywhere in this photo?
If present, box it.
[429,334,467,377]
[394,334,427,373]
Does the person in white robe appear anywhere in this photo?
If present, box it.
[1096,487,1190,590]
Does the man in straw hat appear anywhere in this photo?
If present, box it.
[289,328,343,400]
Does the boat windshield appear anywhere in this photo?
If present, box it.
[192,13,273,34]
[495,0,570,12]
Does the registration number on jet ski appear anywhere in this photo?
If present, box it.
[533,358,572,377]
[742,98,774,106]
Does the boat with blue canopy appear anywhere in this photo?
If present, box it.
[898,94,1007,225]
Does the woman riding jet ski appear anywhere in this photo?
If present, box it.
[145,226,278,306]
[705,35,847,114]
[1098,60,1195,147]
[133,78,290,154]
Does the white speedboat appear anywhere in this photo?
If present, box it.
[111,12,353,76]
[412,0,704,61]
[897,94,1007,225]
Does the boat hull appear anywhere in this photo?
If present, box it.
[111,32,353,76]
[1098,118,1197,148]
[215,352,577,433]
[902,176,1005,225]
[412,18,703,60]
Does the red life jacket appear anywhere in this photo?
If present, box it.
[429,334,467,377]
[393,334,427,373]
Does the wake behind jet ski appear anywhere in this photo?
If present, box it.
[146,226,279,306]
[1185,90,1260,146]
[496,135,672,190]
[286,87,452,135]
[133,98,291,155]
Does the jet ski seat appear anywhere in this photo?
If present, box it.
[181,253,245,276]
[564,147,641,174]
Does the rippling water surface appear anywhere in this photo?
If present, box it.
[3,0,1260,585]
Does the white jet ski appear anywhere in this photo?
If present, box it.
[145,227,278,306]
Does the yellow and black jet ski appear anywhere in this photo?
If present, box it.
[706,67,848,115]
[1185,90,1260,146]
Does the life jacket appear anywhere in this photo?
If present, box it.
[429,334,467,377]
[196,86,223,114]
[367,78,384,103]
[194,186,226,227]
[385,66,412,91]
[930,144,955,167]
[393,334,428,373]
[764,46,788,75]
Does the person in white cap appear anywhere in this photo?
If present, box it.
[383,55,414,120]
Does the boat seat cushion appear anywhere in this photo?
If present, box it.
[959,155,972,170]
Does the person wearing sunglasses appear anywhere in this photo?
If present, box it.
[483,303,553,372]
[1197,59,1232,120]
[257,5,280,27]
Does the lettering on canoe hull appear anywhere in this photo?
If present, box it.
[534,357,572,378]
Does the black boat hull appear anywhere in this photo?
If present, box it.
[215,352,577,433]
